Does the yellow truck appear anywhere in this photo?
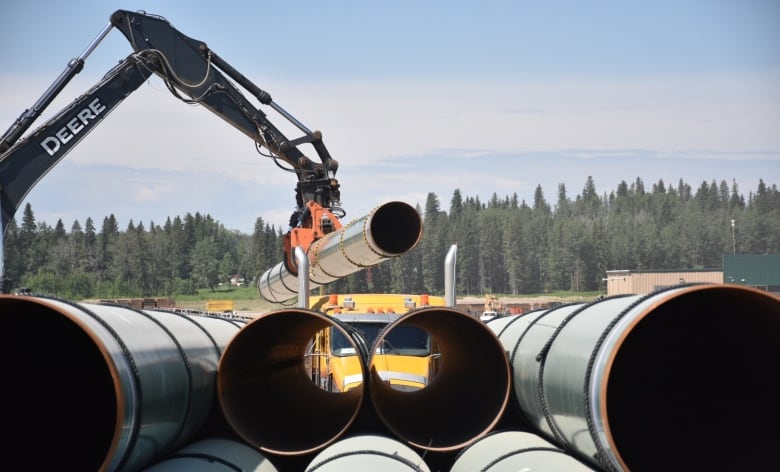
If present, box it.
[206,299,235,313]
[307,293,446,392]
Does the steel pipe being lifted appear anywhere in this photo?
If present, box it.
[217,308,371,456]
[487,284,780,472]
[258,201,422,303]
[0,294,245,472]
[369,307,511,452]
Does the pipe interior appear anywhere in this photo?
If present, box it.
[369,202,422,255]
[1,297,117,470]
[605,287,780,471]
[370,308,510,450]
[218,310,365,455]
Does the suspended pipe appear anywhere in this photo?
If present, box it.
[304,435,430,472]
[450,430,596,471]
[217,308,371,456]
[487,284,780,471]
[368,307,511,451]
[0,294,244,472]
[258,201,422,303]
[142,438,280,471]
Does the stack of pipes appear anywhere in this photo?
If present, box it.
[2,200,779,471]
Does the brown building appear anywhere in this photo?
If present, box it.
[605,269,722,296]
[606,254,780,296]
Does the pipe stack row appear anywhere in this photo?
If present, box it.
[485,283,780,471]
[1,283,779,470]
[0,294,246,471]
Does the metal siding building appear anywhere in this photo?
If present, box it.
[723,254,780,293]
[606,255,780,296]
[605,269,722,296]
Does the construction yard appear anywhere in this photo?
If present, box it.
[94,293,600,318]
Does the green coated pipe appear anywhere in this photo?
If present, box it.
[0,294,243,471]
[304,435,430,472]
[487,284,780,471]
[142,438,280,471]
[450,430,596,471]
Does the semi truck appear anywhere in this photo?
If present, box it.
[306,292,447,392]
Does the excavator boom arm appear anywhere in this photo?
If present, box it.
[0,9,349,293]
[0,9,342,239]
[0,53,157,235]
[110,10,341,216]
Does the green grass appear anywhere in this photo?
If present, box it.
[523,290,604,301]
[174,286,283,311]
[175,285,261,302]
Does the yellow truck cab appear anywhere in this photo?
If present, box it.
[307,293,446,392]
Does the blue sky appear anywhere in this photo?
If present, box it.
[1,0,778,233]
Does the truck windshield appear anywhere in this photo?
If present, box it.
[331,323,430,357]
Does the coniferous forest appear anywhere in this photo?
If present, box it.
[3,176,779,300]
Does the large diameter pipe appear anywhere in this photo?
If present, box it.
[450,430,596,471]
[369,307,511,451]
[258,201,422,303]
[491,284,780,471]
[142,438,280,471]
[217,308,371,456]
[0,295,243,471]
[304,435,431,472]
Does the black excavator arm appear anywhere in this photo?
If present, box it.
[0,9,344,289]
[0,52,156,236]
[110,9,342,220]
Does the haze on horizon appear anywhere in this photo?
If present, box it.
[1,0,778,233]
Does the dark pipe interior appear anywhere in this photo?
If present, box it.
[218,309,365,455]
[1,297,117,471]
[369,308,511,451]
[606,287,780,471]
[369,201,423,255]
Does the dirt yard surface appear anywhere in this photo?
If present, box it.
[87,294,592,316]
[457,295,579,306]
[226,295,592,316]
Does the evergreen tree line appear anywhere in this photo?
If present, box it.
[3,176,778,300]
